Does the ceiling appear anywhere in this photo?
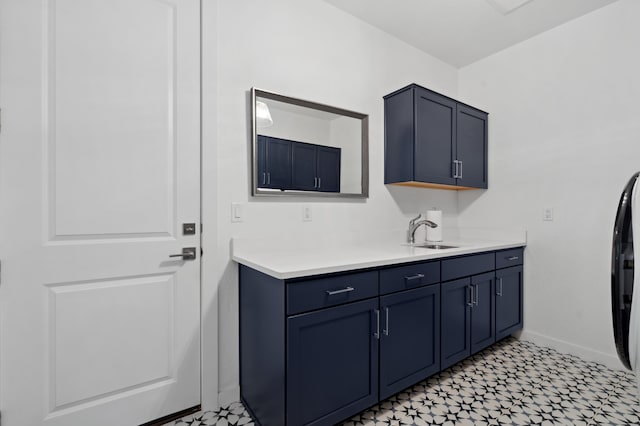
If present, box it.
[322,0,618,68]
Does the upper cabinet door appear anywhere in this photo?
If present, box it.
[414,88,457,186]
[261,136,292,190]
[316,146,341,193]
[291,141,317,191]
[456,105,488,189]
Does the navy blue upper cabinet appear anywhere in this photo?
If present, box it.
[259,135,341,193]
[287,299,379,426]
[292,142,341,193]
[384,84,488,190]
[257,135,292,190]
[379,284,440,400]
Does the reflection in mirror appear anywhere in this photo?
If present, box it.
[251,88,369,198]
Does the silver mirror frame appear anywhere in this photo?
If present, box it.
[251,87,369,198]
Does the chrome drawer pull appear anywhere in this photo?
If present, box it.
[506,256,519,261]
[405,273,425,281]
[326,286,354,296]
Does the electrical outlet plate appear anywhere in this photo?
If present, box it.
[543,207,554,221]
[302,206,312,222]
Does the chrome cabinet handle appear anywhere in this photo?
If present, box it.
[506,256,519,261]
[474,284,479,306]
[169,247,196,260]
[468,285,474,307]
[374,309,380,339]
[453,160,459,178]
[262,172,266,185]
[267,172,271,185]
[383,307,390,336]
[318,177,321,188]
[326,286,354,296]
[459,160,463,179]
[497,278,503,296]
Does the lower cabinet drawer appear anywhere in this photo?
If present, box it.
[441,252,495,281]
[379,261,440,295]
[287,271,378,315]
[496,247,524,269]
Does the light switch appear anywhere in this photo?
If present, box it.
[543,207,553,221]
[232,202,244,222]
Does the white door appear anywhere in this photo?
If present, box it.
[0,1,201,425]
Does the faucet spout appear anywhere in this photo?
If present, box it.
[408,219,438,244]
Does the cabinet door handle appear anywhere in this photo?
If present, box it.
[468,285,474,307]
[374,309,380,339]
[326,286,354,296]
[267,172,271,185]
[506,256,519,261]
[452,160,459,178]
[262,172,267,185]
[458,160,463,179]
[383,307,390,336]
[497,278,503,296]
[318,177,321,189]
[474,284,479,306]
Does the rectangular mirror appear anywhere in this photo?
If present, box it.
[251,88,369,198]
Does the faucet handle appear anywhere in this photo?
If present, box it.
[409,214,421,226]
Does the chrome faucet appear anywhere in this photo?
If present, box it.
[407,214,438,244]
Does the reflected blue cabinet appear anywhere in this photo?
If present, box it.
[258,135,341,193]
[257,135,292,190]
[384,84,488,190]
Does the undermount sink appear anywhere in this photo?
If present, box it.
[413,243,459,250]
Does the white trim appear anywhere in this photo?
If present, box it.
[218,386,240,408]
[518,329,625,371]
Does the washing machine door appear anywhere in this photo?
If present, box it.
[612,172,639,370]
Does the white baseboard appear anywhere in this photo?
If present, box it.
[218,386,240,408]
[518,329,625,371]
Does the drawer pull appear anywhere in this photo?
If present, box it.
[506,256,519,261]
[404,273,425,285]
[326,286,355,296]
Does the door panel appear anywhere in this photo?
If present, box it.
[496,266,524,340]
[380,285,440,400]
[440,278,471,370]
[470,273,495,354]
[456,105,488,189]
[262,136,292,190]
[0,1,201,425]
[316,146,341,192]
[291,141,317,191]
[287,299,379,426]
[414,89,456,186]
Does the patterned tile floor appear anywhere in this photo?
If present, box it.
[168,338,640,425]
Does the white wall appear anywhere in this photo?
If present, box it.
[202,0,461,407]
[457,0,640,368]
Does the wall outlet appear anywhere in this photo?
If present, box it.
[543,207,554,221]
[302,206,313,222]
[231,202,244,222]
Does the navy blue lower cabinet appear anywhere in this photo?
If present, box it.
[440,278,472,370]
[495,265,524,340]
[379,284,440,400]
[287,298,379,426]
[470,272,496,354]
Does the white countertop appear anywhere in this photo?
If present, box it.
[232,229,526,280]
